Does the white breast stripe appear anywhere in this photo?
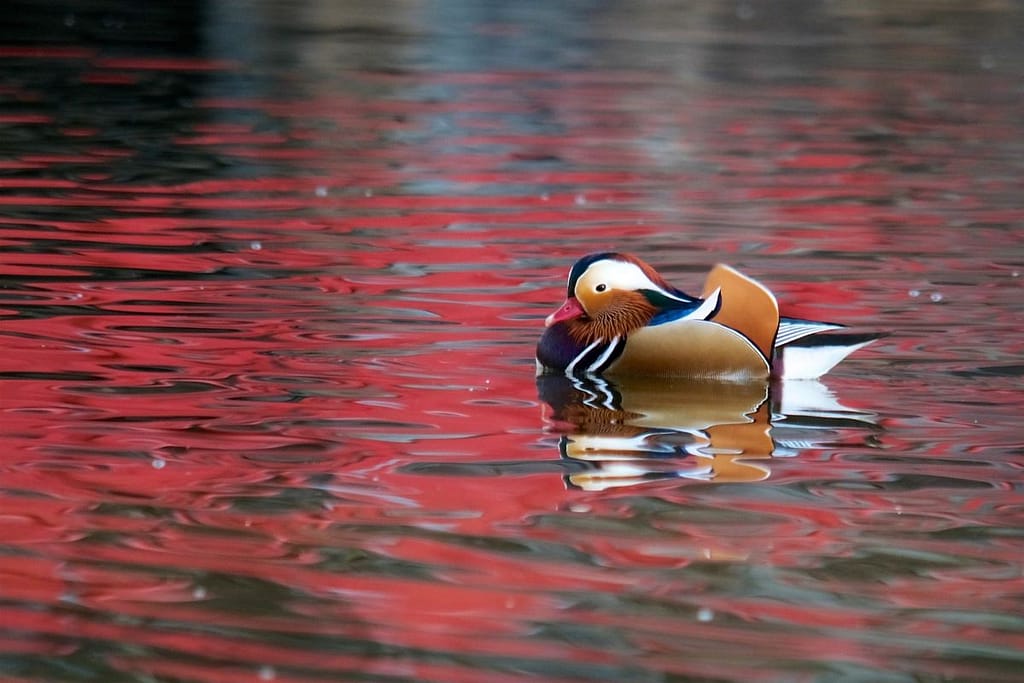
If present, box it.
[565,340,602,376]
[587,335,621,373]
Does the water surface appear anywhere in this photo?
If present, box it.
[1,2,1022,682]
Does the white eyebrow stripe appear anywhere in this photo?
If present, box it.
[584,261,655,289]
[581,261,692,303]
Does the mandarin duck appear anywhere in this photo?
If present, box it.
[536,252,880,380]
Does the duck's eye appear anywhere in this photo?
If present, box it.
[595,283,607,293]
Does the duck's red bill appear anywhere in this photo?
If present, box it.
[545,297,585,327]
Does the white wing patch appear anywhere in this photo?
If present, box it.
[686,288,720,320]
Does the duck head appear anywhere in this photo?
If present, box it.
[544,252,707,342]
[538,253,724,376]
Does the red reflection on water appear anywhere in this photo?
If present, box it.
[2,21,1023,683]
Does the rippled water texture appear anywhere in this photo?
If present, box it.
[2,2,1023,682]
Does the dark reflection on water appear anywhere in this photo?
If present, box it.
[537,375,879,490]
[2,1,1023,682]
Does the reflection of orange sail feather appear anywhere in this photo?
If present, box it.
[704,399,773,483]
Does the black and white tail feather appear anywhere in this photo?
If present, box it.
[774,317,880,380]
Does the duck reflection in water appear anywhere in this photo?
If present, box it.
[538,374,878,491]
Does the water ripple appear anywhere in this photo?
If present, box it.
[2,4,1023,682]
